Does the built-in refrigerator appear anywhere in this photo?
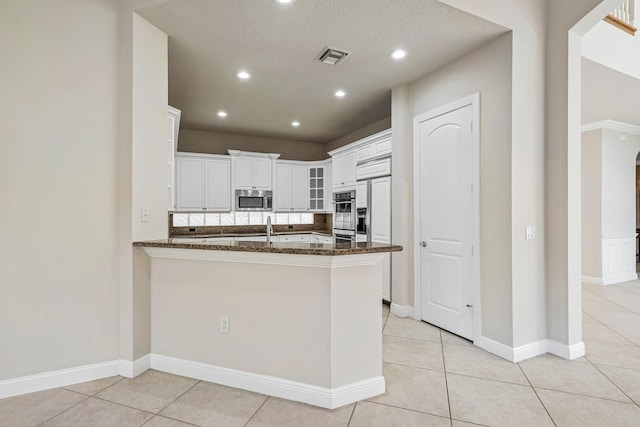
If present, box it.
[356,158,392,302]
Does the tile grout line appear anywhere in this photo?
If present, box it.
[35,392,91,427]
[242,394,270,427]
[438,329,453,424]
[360,400,452,422]
[583,287,640,317]
[154,379,202,416]
[346,401,358,426]
[515,362,557,427]
[584,318,637,346]
[584,358,640,409]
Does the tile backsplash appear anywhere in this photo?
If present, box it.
[169,212,332,236]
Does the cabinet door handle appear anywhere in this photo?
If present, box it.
[420,241,427,247]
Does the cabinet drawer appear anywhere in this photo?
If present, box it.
[356,158,391,180]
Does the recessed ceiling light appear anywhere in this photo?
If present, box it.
[291,121,300,127]
[273,0,296,4]
[390,49,407,60]
[217,111,228,118]
[335,90,346,98]
[235,71,251,80]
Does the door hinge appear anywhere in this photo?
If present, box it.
[470,121,473,133]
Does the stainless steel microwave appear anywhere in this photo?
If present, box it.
[235,189,272,211]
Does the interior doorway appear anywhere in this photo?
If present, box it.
[413,94,480,341]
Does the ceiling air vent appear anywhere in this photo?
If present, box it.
[316,47,351,65]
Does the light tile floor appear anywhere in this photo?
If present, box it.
[3,282,640,426]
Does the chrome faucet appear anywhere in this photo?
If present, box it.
[266,215,273,244]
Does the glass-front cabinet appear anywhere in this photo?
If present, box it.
[308,160,332,212]
[309,167,324,211]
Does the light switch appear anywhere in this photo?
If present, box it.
[141,208,151,223]
[525,226,535,240]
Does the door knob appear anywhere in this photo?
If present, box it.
[420,241,427,247]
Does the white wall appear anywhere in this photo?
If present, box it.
[602,129,640,237]
[0,0,120,378]
[179,129,329,161]
[325,117,392,153]
[581,130,603,279]
[393,33,514,345]
[132,13,168,241]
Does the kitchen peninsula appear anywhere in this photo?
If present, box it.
[132,237,402,409]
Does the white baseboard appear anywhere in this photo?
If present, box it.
[150,354,384,409]
[582,276,604,285]
[583,273,638,286]
[118,354,151,378]
[477,336,586,362]
[0,360,120,399]
[390,303,414,318]
[476,336,518,362]
[547,340,586,360]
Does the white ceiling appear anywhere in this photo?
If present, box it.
[582,58,640,126]
[137,0,507,143]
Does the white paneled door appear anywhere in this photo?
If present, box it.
[416,102,476,340]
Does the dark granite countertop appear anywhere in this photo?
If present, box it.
[133,238,402,256]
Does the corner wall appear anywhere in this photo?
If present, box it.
[0,0,120,379]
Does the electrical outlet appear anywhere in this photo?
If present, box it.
[141,208,151,223]
[220,316,229,334]
[525,226,536,240]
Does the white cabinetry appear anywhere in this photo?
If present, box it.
[356,181,367,208]
[308,160,332,212]
[328,128,391,192]
[229,150,278,190]
[331,150,357,190]
[167,106,181,210]
[356,133,392,162]
[274,161,308,211]
[175,153,231,211]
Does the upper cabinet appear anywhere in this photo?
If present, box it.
[274,161,309,211]
[331,150,357,190]
[308,160,332,212]
[328,129,391,192]
[175,153,231,211]
[229,150,279,190]
[356,132,392,163]
[167,106,181,210]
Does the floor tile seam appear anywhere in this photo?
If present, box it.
[595,323,640,346]
[89,394,161,417]
[242,394,270,427]
[61,376,127,397]
[155,379,202,416]
[583,337,640,350]
[586,361,640,408]
[382,360,445,373]
[450,417,490,427]
[584,296,640,317]
[34,392,91,427]
[359,400,452,421]
[532,385,640,407]
[583,327,636,346]
[141,414,200,427]
[345,400,358,426]
[439,330,453,421]
[382,332,442,344]
[514,363,557,427]
[444,370,532,388]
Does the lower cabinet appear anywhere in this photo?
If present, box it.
[176,153,231,211]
